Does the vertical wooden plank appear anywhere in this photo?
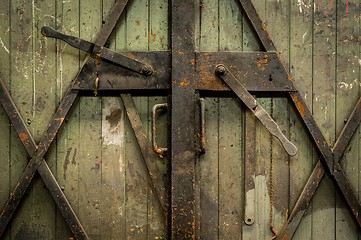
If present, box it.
[124,1,149,239]
[312,1,336,239]
[9,0,37,238]
[289,0,314,239]
[265,0,290,234]
[199,0,219,239]
[148,0,168,238]
[242,1,262,239]
[32,0,57,238]
[243,1,274,239]
[100,1,127,239]
[78,0,102,238]
[55,0,81,238]
[0,1,10,239]
[218,1,243,239]
[101,95,125,239]
[335,0,360,239]
[200,97,219,240]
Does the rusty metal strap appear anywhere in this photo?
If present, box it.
[0,1,130,239]
[0,77,87,239]
[120,94,167,214]
[278,97,361,239]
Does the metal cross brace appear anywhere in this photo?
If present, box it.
[0,1,166,238]
[0,0,360,239]
[239,0,361,238]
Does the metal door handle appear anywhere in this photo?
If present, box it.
[199,98,206,155]
[152,101,206,157]
[152,103,168,157]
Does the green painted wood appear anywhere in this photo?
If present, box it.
[241,1,262,239]
[199,1,219,239]
[335,0,360,238]
[265,0,290,235]
[124,1,149,239]
[289,1,314,239]
[99,1,127,239]
[0,1,10,240]
[32,0,57,238]
[147,1,168,238]
[9,0,38,239]
[0,1,360,239]
[312,1,337,239]
[218,1,243,239]
[78,0,103,238]
[55,0,81,238]
[250,1,273,239]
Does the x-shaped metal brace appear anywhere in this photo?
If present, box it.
[0,0,360,239]
[0,1,165,239]
[239,1,361,238]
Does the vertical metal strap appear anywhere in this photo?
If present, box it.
[170,0,197,238]
[244,110,256,225]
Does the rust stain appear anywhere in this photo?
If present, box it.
[281,234,289,240]
[261,21,267,32]
[291,95,305,117]
[19,132,28,141]
[54,117,65,123]
[189,59,195,66]
[288,74,293,81]
[152,33,157,41]
[135,19,140,26]
[148,31,151,42]
[256,57,268,71]
[177,50,185,55]
[179,81,189,87]
[126,53,136,59]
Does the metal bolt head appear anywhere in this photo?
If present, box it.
[215,64,226,75]
[141,65,153,76]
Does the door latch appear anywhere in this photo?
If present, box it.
[215,64,298,156]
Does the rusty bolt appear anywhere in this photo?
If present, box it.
[215,64,226,75]
[141,65,153,76]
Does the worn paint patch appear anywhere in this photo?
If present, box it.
[106,109,122,129]
[102,99,124,147]
[254,175,287,239]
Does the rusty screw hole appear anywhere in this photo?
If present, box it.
[141,65,153,76]
[215,64,226,75]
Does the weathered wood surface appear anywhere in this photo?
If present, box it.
[0,0,359,239]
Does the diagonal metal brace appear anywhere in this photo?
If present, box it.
[278,97,361,239]
[41,26,153,76]
[0,78,88,239]
[215,64,298,156]
[121,94,167,214]
[0,0,130,239]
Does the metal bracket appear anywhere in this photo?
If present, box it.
[0,0,359,239]
[215,64,298,156]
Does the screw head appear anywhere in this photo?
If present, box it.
[215,64,226,75]
[141,65,153,76]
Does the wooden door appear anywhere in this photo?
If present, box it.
[0,0,359,239]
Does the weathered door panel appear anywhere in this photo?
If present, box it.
[0,0,359,239]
